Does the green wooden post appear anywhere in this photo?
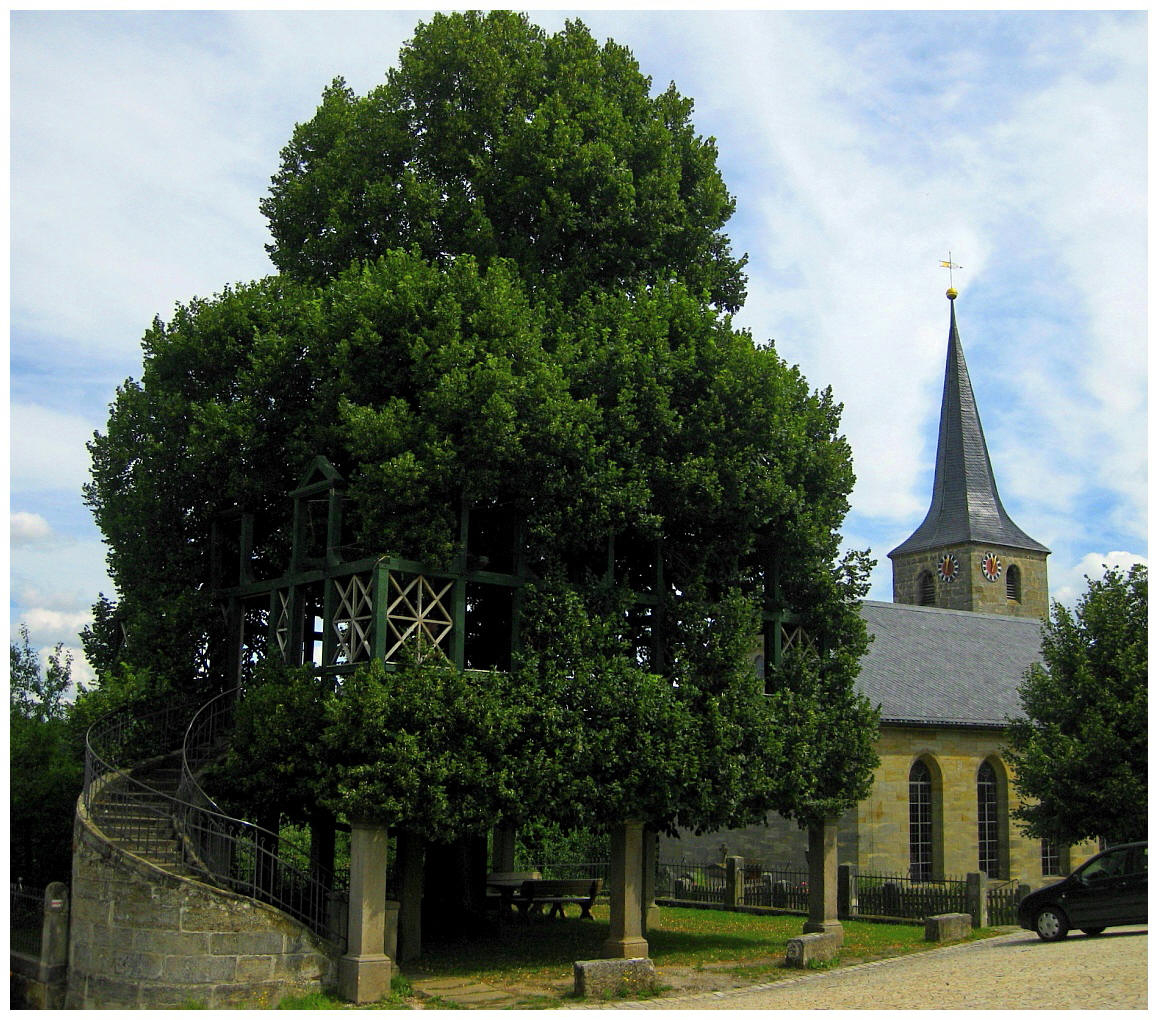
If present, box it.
[322,576,337,669]
[239,512,255,584]
[653,537,666,671]
[373,561,389,662]
[326,488,343,568]
[452,504,470,669]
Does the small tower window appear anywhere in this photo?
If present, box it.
[918,570,935,606]
[1006,564,1022,602]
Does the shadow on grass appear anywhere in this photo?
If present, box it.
[408,906,804,981]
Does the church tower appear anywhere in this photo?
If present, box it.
[889,288,1049,618]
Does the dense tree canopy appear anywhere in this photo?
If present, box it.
[84,12,878,842]
[261,11,747,312]
[1005,565,1147,847]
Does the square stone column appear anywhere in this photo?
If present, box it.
[803,817,844,939]
[339,821,394,1004]
[602,820,649,959]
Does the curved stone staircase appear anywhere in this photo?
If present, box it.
[88,754,194,876]
[68,693,344,1009]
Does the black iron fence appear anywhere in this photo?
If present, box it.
[852,870,968,920]
[656,859,727,905]
[10,883,44,957]
[654,859,810,912]
[744,864,810,911]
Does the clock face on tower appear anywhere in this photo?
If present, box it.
[980,552,1002,582]
[937,553,960,583]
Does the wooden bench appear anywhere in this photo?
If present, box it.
[516,878,604,919]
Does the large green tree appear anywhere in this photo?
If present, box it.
[1005,564,1147,847]
[84,12,877,845]
[261,11,747,312]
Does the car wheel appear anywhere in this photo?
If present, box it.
[1081,927,1105,936]
[1035,906,1069,941]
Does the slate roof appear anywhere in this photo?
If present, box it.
[856,600,1042,728]
[889,299,1049,558]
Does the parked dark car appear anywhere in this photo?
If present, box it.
[1018,841,1147,941]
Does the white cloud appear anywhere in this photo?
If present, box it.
[1050,551,1148,609]
[10,404,99,496]
[11,512,53,545]
[20,608,94,647]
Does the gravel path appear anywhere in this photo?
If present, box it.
[603,926,1147,1010]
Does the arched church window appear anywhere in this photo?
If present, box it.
[918,571,935,606]
[978,761,1000,877]
[1006,564,1022,602]
[909,760,934,880]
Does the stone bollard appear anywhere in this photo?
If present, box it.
[785,931,842,968]
[925,913,972,943]
[574,958,658,999]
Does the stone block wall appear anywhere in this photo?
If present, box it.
[67,808,339,1009]
[857,725,1097,884]
[657,809,858,873]
[891,543,1048,619]
[661,724,1098,892]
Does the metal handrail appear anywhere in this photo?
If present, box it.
[177,686,343,942]
[83,692,345,947]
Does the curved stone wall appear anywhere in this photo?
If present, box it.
[67,800,339,1009]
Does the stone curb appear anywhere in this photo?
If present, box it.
[564,930,1028,1010]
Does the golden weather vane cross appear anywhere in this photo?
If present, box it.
[940,252,963,298]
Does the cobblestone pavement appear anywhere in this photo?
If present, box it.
[603,927,1147,1010]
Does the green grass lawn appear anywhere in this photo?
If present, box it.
[280,906,1001,1008]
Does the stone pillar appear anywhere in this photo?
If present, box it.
[396,830,424,963]
[803,818,843,939]
[837,863,854,919]
[491,822,517,874]
[41,882,70,1007]
[966,872,987,928]
[641,827,660,932]
[338,821,394,1004]
[602,820,649,960]
[725,856,744,907]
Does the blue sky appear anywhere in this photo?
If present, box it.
[9,8,1148,685]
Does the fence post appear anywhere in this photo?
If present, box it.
[837,864,853,919]
[965,873,987,928]
[725,856,744,907]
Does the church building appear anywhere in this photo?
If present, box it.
[661,287,1094,886]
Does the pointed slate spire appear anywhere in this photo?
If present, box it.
[890,292,1049,558]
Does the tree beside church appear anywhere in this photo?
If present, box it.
[1006,564,1147,848]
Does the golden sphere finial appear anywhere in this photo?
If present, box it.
[946,286,958,300]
